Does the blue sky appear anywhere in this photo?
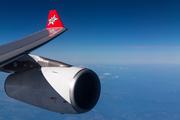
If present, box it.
[0,0,180,64]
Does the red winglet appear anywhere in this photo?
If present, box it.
[46,10,65,36]
[46,10,64,28]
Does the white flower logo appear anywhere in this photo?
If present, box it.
[48,15,58,26]
[50,29,57,34]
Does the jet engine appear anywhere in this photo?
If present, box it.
[0,10,101,115]
[4,67,101,114]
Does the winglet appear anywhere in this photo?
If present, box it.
[46,10,66,36]
[46,10,64,28]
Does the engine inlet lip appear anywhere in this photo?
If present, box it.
[69,68,101,113]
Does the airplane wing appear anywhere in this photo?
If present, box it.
[1,10,101,114]
[0,10,67,68]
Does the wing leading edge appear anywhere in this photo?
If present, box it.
[0,10,67,68]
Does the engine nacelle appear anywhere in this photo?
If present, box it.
[4,67,101,114]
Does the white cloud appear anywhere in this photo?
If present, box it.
[96,65,101,67]
[120,67,128,69]
[101,81,104,83]
[111,67,116,69]
[99,76,104,79]
[112,76,119,79]
[77,65,89,68]
[103,73,111,75]
[78,65,85,68]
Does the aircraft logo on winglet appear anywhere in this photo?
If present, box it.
[50,29,57,34]
[48,15,58,26]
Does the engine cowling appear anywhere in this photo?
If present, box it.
[4,67,101,114]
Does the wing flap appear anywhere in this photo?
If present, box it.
[0,54,71,73]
